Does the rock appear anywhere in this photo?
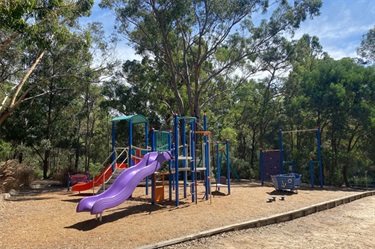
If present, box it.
[0,160,35,192]
[9,189,19,196]
[2,193,11,200]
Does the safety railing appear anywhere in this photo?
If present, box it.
[92,147,128,194]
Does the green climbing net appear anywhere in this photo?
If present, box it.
[155,131,170,153]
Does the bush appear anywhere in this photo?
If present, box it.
[0,140,12,161]
[0,160,35,193]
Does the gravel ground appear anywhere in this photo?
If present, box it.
[0,180,373,249]
[164,196,375,249]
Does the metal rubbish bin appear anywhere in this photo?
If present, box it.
[271,173,301,192]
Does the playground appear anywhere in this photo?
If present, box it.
[1,180,374,248]
[1,114,374,248]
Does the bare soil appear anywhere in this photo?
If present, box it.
[0,180,373,249]
[166,195,375,249]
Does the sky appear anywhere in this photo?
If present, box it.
[83,0,375,61]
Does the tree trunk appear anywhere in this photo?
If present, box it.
[75,120,82,172]
[74,139,80,172]
[18,152,23,164]
[342,163,350,187]
[0,51,45,126]
[43,80,54,179]
[250,125,257,178]
[43,149,50,179]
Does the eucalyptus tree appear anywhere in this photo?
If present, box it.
[299,58,375,186]
[280,34,326,162]
[1,27,95,178]
[0,0,94,125]
[357,26,375,65]
[100,0,322,119]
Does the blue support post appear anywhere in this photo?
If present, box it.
[150,128,156,204]
[226,139,231,195]
[168,132,172,201]
[181,119,187,198]
[190,119,196,203]
[279,129,283,174]
[204,115,209,200]
[174,114,179,206]
[111,121,116,171]
[317,128,323,188]
[129,119,133,167]
[145,124,149,195]
[145,122,149,149]
[216,143,220,185]
[309,158,314,188]
[171,142,175,191]
[292,161,295,173]
[260,148,264,186]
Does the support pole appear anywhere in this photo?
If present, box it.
[260,148,264,186]
[174,114,179,206]
[310,158,314,188]
[190,119,196,203]
[226,139,231,195]
[204,115,209,200]
[292,161,295,173]
[129,119,133,167]
[145,123,149,195]
[279,129,283,174]
[168,132,172,201]
[111,122,116,171]
[317,128,323,188]
[150,128,155,202]
[216,142,220,190]
[181,119,187,198]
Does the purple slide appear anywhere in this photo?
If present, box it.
[76,151,172,215]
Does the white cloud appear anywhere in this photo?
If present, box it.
[85,0,374,64]
[115,46,142,62]
[293,0,374,59]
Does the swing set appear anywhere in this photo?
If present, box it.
[260,128,323,188]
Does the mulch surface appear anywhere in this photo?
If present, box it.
[0,180,371,248]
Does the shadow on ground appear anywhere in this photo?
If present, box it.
[65,202,177,231]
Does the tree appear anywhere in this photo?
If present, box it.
[299,58,375,186]
[0,0,94,125]
[357,26,375,65]
[100,0,322,118]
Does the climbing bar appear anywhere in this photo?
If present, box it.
[131,145,151,151]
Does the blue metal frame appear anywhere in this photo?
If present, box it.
[111,122,116,171]
[217,142,221,187]
[279,128,323,188]
[309,159,314,188]
[260,148,264,186]
[129,119,133,167]
[168,132,172,201]
[190,118,196,203]
[278,129,283,174]
[181,119,187,198]
[150,128,156,204]
[317,128,323,187]
[204,115,209,200]
[174,114,179,206]
[226,140,231,195]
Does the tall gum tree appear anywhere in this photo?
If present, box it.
[0,0,94,125]
[100,0,322,118]
[299,58,375,186]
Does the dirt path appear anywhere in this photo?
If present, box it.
[165,196,375,249]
